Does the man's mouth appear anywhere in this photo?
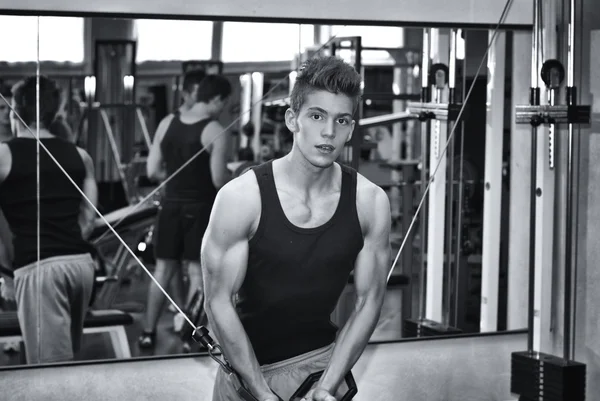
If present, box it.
[315,144,335,153]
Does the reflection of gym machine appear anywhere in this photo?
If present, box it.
[77,78,152,205]
[403,28,466,337]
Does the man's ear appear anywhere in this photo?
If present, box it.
[284,108,298,133]
[345,120,356,143]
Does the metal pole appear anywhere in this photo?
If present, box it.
[444,29,458,326]
[453,32,467,328]
[418,28,431,320]
[527,0,542,354]
[563,0,577,362]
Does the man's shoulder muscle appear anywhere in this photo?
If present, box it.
[210,169,261,237]
[355,173,390,233]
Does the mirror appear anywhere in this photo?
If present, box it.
[0,14,522,369]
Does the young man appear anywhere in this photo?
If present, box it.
[202,56,391,401]
[0,76,98,364]
[139,73,232,348]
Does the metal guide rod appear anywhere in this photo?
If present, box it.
[99,109,132,202]
[135,107,152,148]
[418,28,431,320]
[453,43,467,327]
[444,28,458,326]
[563,0,577,362]
[527,0,542,354]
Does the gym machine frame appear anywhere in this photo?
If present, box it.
[510,0,589,399]
[403,28,465,337]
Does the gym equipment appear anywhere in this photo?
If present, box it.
[77,102,154,204]
[90,202,159,310]
[0,309,134,362]
[192,327,357,401]
[404,28,464,337]
[510,0,589,399]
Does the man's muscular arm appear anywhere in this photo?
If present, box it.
[201,176,278,401]
[313,178,391,398]
[146,115,173,182]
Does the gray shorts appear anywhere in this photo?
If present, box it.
[212,343,348,401]
[13,253,95,364]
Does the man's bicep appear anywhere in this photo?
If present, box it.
[202,192,250,298]
[147,116,172,176]
[78,149,98,205]
[354,189,391,298]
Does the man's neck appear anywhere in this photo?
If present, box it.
[16,126,53,138]
[184,102,212,119]
[279,150,338,194]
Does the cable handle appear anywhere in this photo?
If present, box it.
[192,327,357,401]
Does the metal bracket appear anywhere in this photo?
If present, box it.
[514,104,591,126]
[407,101,464,122]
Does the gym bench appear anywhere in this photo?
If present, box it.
[0,309,134,361]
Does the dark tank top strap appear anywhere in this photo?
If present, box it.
[248,161,279,244]
[336,163,358,220]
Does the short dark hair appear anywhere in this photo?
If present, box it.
[182,69,207,94]
[290,56,362,115]
[196,75,232,103]
[12,75,61,128]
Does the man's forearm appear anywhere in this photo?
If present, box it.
[79,207,96,240]
[206,299,273,398]
[317,296,384,394]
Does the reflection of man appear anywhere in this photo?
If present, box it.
[0,84,13,142]
[0,85,16,354]
[139,73,232,350]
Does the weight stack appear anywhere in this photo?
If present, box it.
[511,351,586,401]
[403,318,463,338]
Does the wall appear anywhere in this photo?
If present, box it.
[0,0,533,27]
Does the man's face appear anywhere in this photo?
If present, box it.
[285,90,355,169]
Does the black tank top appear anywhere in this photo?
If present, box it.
[238,161,364,365]
[160,115,217,202]
[0,137,90,269]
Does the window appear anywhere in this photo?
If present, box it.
[330,25,404,48]
[0,16,84,63]
[222,23,314,62]
[135,19,213,62]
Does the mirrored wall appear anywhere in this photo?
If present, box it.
[0,15,518,368]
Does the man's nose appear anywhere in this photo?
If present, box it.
[321,118,336,138]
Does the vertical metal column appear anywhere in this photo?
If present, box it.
[533,0,558,353]
[425,29,450,323]
[418,28,431,321]
[507,31,533,331]
[480,31,506,332]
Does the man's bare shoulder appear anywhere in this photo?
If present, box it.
[356,173,388,205]
[154,114,175,141]
[212,168,261,226]
[355,172,391,227]
[0,143,11,181]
